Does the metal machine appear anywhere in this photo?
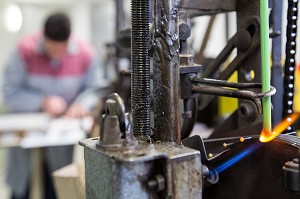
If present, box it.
[80,0,300,198]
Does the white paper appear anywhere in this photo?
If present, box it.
[0,113,93,148]
[20,117,93,148]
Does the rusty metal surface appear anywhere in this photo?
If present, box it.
[152,0,181,144]
[80,138,203,199]
[171,157,202,198]
[83,145,154,199]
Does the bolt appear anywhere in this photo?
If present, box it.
[148,174,165,192]
[180,54,194,65]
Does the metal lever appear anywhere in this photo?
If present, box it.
[191,77,276,113]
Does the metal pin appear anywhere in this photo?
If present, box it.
[223,142,233,147]
[240,136,252,142]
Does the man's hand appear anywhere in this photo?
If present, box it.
[42,96,67,117]
[65,103,91,118]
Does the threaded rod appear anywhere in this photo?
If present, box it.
[131,0,151,137]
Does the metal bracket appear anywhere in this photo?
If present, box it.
[191,77,276,113]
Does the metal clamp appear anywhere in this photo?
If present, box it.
[191,77,276,113]
[98,93,136,149]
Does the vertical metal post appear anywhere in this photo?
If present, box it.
[153,0,181,144]
[271,0,284,126]
[116,0,125,57]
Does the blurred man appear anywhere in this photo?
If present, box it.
[2,12,105,199]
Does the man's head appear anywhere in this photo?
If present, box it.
[43,12,71,60]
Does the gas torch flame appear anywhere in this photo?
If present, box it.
[259,112,300,142]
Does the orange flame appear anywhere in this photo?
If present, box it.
[259,112,300,142]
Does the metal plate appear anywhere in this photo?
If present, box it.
[204,135,300,199]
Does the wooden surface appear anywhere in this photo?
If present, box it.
[53,163,85,199]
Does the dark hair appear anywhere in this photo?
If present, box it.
[44,12,71,41]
